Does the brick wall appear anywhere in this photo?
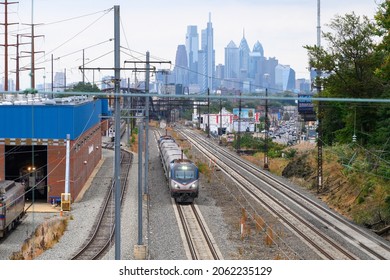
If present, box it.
[47,124,102,202]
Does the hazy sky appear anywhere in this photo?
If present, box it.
[4,0,381,89]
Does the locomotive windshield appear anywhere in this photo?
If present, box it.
[173,165,197,180]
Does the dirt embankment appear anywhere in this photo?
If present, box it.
[10,216,68,260]
[277,144,390,240]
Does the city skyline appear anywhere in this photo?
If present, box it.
[0,0,381,90]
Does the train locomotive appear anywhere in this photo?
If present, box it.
[158,135,199,203]
[19,165,46,196]
[0,180,25,238]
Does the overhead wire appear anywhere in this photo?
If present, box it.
[0,7,114,83]
[14,7,113,75]
[36,8,113,63]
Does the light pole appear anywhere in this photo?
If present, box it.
[207,88,210,138]
[264,88,269,170]
[236,90,242,151]
[219,97,222,144]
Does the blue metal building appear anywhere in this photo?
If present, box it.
[0,97,109,203]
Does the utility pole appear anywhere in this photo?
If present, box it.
[264,88,269,170]
[51,54,53,93]
[0,0,18,91]
[20,24,44,90]
[207,88,210,138]
[13,34,20,91]
[236,90,242,151]
[198,101,201,129]
[316,0,323,193]
[144,51,150,195]
[219,97,222,144]
[122,58,169,196]
[11,34,29,91]
[64,68,66,90]
[316,78,323,193]
[82,49,85,84]
[137,120,144,248]
[113,5,121,260]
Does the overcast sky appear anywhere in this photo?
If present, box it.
[5,0,381,89]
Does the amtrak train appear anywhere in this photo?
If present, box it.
[0,180,25,238]
[158,134,199,203]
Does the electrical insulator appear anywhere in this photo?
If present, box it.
[352,134,357,142]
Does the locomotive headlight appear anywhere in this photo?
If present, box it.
[191,184,196,189]
[174,183,180,189]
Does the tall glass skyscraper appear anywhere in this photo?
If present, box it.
[275,64,296,91]
[224,40,239,79]
[185,26,199,85]
[198,13,215,92]
[174,44,189,87]
[238,31,250,80]
[179,16,300,93]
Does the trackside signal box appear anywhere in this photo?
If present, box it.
[61,193,71,211]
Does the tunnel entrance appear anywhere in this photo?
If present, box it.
[4,145,48,201]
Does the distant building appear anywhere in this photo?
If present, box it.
[296,78,311,93]
[198,13,215,93]
[275,64,296,91]
[238,31,250,81]
[174,44,189,87]
[186,25,199,85]
[248,41,264,91]
[224,40,239,80]
[180,20,308,94]
[215,64,225,88]
[223,40,240,90]
[0,78,15,92]
[54,72,66,91]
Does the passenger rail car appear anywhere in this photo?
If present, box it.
[158,135,199,203]
[19,165,45,196]
[109,121,127,142]
[0,180,25,238]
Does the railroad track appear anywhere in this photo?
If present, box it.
[175,202,222,260]
[154,129,222,260]
[71,148,132,260]
[179,127,390,260]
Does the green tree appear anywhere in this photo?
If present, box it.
[371,1,390,150]
[67,82,100,92]
[374,1,390,82]
[305,12,384,145]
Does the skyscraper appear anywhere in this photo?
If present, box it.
[249,40,264,90]
[174,44,189,87]
[185,26,199,85]
[263,57,278,89]
[198,13,215,93]
[275,64,296,91]
[224,40,239,79]
[215,64,224,88]
[238,31,250,80]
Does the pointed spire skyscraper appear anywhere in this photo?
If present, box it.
[198,13,215,92]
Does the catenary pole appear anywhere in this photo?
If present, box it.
[144,51,150,194]
[264,88,269,170]
[113,5,121,260]
[138,121,144,245]
[207,88,210,138]
[316,0,323,193]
